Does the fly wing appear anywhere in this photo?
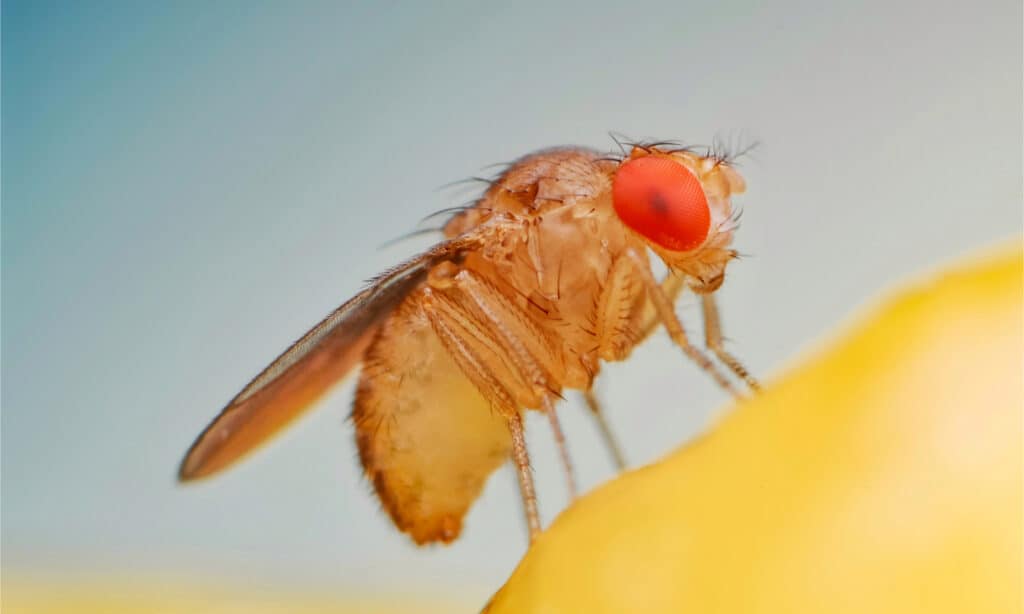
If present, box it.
[179,236,488,481]
[353,291,512,545]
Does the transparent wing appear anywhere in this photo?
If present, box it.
[178,235,488,481]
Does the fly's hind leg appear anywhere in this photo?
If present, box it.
[506,409,541,539]
[422,262,583,539]
[700,293,761,392]
[421,287,543,540]
[451,270,578,500]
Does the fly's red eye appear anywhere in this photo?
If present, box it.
[612,156,711,251]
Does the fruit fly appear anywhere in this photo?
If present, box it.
[179,140,759,545]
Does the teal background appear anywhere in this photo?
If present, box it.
[3,0,1021,603]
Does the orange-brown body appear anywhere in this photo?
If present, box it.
[180,143,756,546]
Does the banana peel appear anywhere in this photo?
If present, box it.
[485,241,1022,613]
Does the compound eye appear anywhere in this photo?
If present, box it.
[612,156,711,251]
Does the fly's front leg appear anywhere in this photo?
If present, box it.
[701,293,761,392]
[623,249,741,398]
[636,270,686,343]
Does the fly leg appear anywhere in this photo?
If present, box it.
[587,255,657,471]
[542,396,577,499]
[700,293,761,392]
[581,389,627,471]
[421,287,544,541]
[451,270,578,500]
[624,249,741,398]
[636,270,687,343]
[506,409,541,540]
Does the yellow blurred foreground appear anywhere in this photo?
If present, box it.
[0,576,473,614]
[4,242,1020,613]
[487,241,1022,613]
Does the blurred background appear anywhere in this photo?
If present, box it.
[3,0,1020,609]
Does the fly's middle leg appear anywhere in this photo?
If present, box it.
[581,389,627,471]
[585,254,659,471]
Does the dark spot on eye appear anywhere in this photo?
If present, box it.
[648,190,669,214]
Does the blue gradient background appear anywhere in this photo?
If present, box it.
[3,0,1021,604]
